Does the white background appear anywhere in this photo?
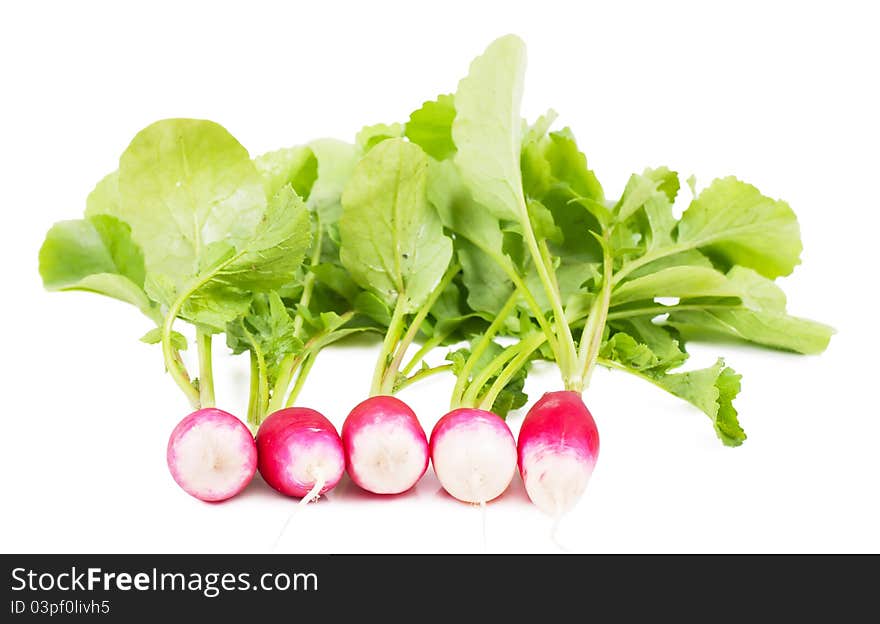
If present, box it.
[1,0,877,554]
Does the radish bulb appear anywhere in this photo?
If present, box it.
[342,396,429,494]
[430,408,517,504]
[166,408,257,502]
[256,407,345,500]
[517,391,599,516]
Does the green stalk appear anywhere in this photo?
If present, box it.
[196,329,215,408]
[371,298,408,397]
[497,258,560,359]
[246,352,260,426]
[160,254,239,408]
[255,345,269,425]
[285,353,315,408]
[450,289,521,408]
[292,216,323,339]
[270,310,358,411]
[267,218,325,410]
[402,332,448,376]
[380,263,460,396]
[572,233,613,392]
[461,339,528,408]
[161,312,200,409]
[396,364,454,393]
[520,221,578,383]
[477,332,547,411]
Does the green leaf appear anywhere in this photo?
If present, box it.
[116,119,267,281]
[457,238,514,315]
[658,360,745,447]
[668,308,833,355]
[84,171,120,218]
[406,94,456,160]
[666,267,834,355]
[527,199,563,245]
[181,284,253,333]
[607,319,688,371]
[612,265,742,306]
[615,172,662,223]
[601,329,745,446]
[677,176,802,278]
[307,139,359,225]
[214,185,312,291]
[39,215,157,320]
[140,328,187,351]
[356,123,404,153]
[340,138,453,312]
[491,367,529,418]
[645,166,680,203]
[524,128,604,204]
[354,291,392,327]
[254,145,318,199]
[428,159,507,257]
[226,292,303,388]
[627,249,714,279]
[452,34,528,222]
[310,263,362,304]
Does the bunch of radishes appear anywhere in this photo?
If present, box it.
[168,390,598,522]
[39,34,832,529]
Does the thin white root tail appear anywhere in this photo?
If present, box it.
[480,500,487,551]
[272,475,326,552]
[549,500,569,552]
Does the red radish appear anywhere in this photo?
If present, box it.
[166,408,257,502]
[256,407,345,500]
[342,396,429,495]
[430,408,517,504]
[517,391,600,517]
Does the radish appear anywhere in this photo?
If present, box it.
[517,391,599,517]
[429,408,517,504]
[166,408,257,502]
[337,137,460,495]
[256,407,345,501]
[342,396,429,495]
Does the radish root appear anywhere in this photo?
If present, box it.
[272,474,326,552]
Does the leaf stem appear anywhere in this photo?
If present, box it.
[460,343,521,408]
[161,303,200,409]
[371,298,408,397]
[402,332,448,377]
[477,332,547,412]
[395,363,454,393]
[160,255,239,409]
[292,215,323,340]
[269,310,358,412]
[196,328,215,408]
[497,258,560,358]
[255,345,269,424]
[573,232,613,392]
[521,221,578,384]
[285,353,315,408]
[246,352,260,426]
[450,289,520,408]
[380,263,461,395]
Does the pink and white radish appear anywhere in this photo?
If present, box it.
[429,408,517,504]
[517,391,599,516]
[256,407,345,501]
[342,395,429,495]
[166,408,257,502]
